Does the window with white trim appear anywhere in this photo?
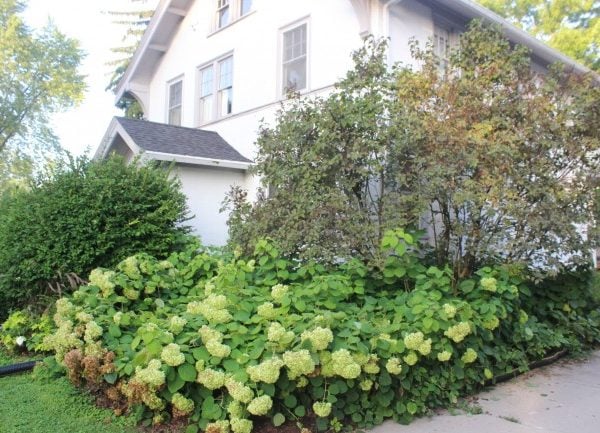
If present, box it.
[282,23,307,94]
[214,0,252,31]
[168,80,182,126]
[433,22,459,75]
[217,0,230,29]
[197,55,234,125]
[240,0,252,16]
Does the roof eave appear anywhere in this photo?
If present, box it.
[436,0,591,74]
[144,150,252,170]
[114,0,193,105]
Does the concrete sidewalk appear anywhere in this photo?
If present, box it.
[372,350,600,433]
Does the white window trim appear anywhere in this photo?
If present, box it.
[166,75,184,126]
[212,0,254,33]
[433,15,463,74]
[195,52,235,126]
[278,16,311,98]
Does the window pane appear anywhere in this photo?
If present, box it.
[200,66,213,97]
[219,57,233,89]
[283,24,306,62]
[199,96,213,123]
[169,106,181,126]
[241,0,252,15]
[218,87,233,116]
[283,57,306,92]
[218,6,229,28]
[169,81,182,108]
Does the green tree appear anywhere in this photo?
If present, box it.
[0,155,191,316]
[106,0,156,118]
[226,22,600,277]
[478,0,599,71]
[0,0,85,152]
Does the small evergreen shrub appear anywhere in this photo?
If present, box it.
[0,155,190,317]
[34,230,600,432]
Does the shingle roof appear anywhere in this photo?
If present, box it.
[115,117,252,163]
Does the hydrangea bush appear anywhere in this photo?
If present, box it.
[37,229,600,432]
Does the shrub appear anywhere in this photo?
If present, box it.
[0,155,190,317]
[226,23,599,276]
[38,230,600,432]
[0,309,53,353]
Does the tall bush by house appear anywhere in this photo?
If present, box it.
[0,155,190,317]
[225,22,600,277]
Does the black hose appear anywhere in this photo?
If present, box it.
[0,360,40,377]
[484,349,569,386]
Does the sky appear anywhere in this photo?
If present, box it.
[22,0,150,157]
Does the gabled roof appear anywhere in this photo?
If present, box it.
[97,117,252,170]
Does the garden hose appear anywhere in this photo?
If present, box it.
[0,360,40,377]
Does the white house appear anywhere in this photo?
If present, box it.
[96,0,589,246]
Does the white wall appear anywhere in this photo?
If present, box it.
[388,0,433,66]
[175,163,246,246]
[146,0,365,158]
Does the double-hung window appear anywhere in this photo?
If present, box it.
[215,0,252,30]
[240,0,252,16]
[197,55,234,125]
[282,23,308,94]
[217,0,230,29]
[168,80,182,126]
[433,22,459,75]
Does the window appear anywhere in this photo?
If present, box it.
[240,0,252,16]
[433,21,459,75]
[197,55,233,125]
[198,66,213,124]
[218,56,233,117]
[282,23,307,94]
[433,25,450,74]
[214,0,252,31]
[217,0,229,28]
[168,80,182,126]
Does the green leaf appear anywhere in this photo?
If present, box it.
[407,402,418,415]
[178,363,197,382]
[284,395,297,408]
[294,405,306,417]
[272,413,286,427]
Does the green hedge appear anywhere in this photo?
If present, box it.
[0,156,190,317]
[33,230,600,432]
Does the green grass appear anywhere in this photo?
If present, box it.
[0,350,137,433]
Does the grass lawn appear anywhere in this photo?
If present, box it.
[0,350,137,433]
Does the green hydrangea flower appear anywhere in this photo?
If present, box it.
[206,340,231,358]
[301,327,333,351]
[225,378,254,403]
[480,277,497,292]
[271,284,289,302]
[227,400,245,418]
[135,359,165,387]
[385,357,402,375]
[161,343,185,367]
[230,418,252,433]
[461,348,478,364]
[360,379,374,391]
[84,321,102,344]
[247,357,284,383]
[313,401,332,418]
[363,354,380,374]
[443,303,457,318]
[169,316,187,335]
[484,368,494,379]
[197,368,226,389]
[257,302,277,319]
[247,395,273,416]
[444,322,471,343]
[331,349,361,379]
[283,349,315,379]
[437,350,452,362]
[172,393,194,414]
[403,351,418,366]
[404,331,424,350]
[482,316,500,330]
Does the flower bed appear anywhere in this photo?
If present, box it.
[37,230,599,432]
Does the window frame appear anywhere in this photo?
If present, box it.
[195,53,234,126]
[432,17,461,76]
[279,18,310,97]
[166,77,184,126]
[213,0,253,32]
